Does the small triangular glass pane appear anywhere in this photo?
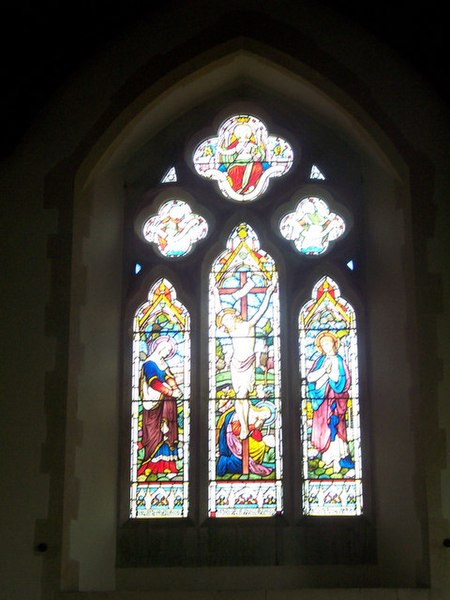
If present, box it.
[310,165,325,180]
[161,166,177,183]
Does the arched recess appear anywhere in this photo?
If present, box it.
[64,43,424,593]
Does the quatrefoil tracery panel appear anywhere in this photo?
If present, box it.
[193,114,294,202]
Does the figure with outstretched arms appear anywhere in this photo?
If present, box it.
[214,273,277,440]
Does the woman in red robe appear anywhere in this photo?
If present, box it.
[219,123,267,195]
[137,337,181,479]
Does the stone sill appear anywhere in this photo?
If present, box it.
[61,589,430,600]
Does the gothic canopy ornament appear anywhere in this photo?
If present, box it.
[193,114,294,202]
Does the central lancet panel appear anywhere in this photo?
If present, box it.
[208,223,283,517]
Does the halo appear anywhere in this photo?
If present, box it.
[216,307,238,329]
[314,330,340,353]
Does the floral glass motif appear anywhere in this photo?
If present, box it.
[280,196,345,255]
[130,279,190,518]
[299,276,362,516]
[209,223,283,517]
[193,114,294,202]
[143,199,208,258]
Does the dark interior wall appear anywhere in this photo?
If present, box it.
[0,3,448,599]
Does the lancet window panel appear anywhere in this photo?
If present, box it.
[299,276,362,516]
[130,278,190,518]
[208,223,283,517]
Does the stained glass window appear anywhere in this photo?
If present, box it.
[161,166,177,183]
[208,223,283,517]
[142,199,208,258]
[299,276,362,516]
[128,111,366,525]
[279,196,345,255]
[193,114,293,202]
[130,278,190,518]
[310,165,325,180]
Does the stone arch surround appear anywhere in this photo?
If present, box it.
[60,44,428,594]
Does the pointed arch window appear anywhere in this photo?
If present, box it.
[126,109,366,526]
